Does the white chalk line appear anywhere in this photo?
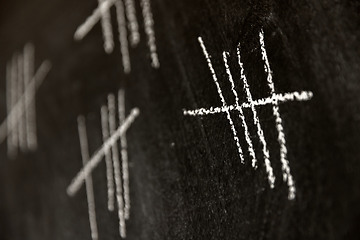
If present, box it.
[223,51,257,169]
[140,0,160,68]
[183,88,311,193]
[114,0,131,74]
[74,0,115,41]
[124,0,140,46]
[17,53,27,152]
[185,35,314,197]
[101,105,115,211]
[118,89,130,220]
[236,44,275,188]
[0,61,52,146]
[75,0,131,73]
[183,91,313,116]
[98,0,114,53]
[77,116,99,240]
[66,108,139,198]
[75,0,160,72]
[24,43,37,151]
[10,55,18,155]
[259,29,296,200]
[108,94,126,238]
[198,37,245,164]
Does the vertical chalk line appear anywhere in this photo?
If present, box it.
[223,51,257,168]
[24,43,37,151]
[74,0,115,41]
[101,106,115,211]
[0,61,52,145]
[140,0,160,68]
[98,0,114,53]
[118,89,130,219]
[198,37,245,164]
[17,54,27,152]
[115,0,131,74]
[10,55,18,156]
[66,108,139,196]
[124,0,140,46]
[77,116,99,240]
[259,29,295,200]
[17,55,25,150]
[236,45,275,188]
[108,94,126,238]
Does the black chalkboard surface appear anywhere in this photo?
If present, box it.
[0,0,360,239]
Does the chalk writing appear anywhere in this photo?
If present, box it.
[74,0,159,73]
[183,32,313,200]
[68,91,139,238]
[0,44,51,158]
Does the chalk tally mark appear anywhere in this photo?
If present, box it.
[1,44,51,158]
[68,91,139,238]
[74,0,159,73]
[184,33,313,200]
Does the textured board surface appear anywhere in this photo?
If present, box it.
[0,0,360,239]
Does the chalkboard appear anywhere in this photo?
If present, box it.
[0,0,360,239]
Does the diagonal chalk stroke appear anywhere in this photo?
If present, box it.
[183,89,312,192]
[118,89,130,219]
[198,37,245,164]
[75,0,160,71]
[101,105,115,211]
[259,29,295,200]
[77,116,99,240]
[236,44,275,188]
[67,108,139,197]
[74,0,115,41]
[223,51,257,168]
[0,61,52,145]
[185,35,313,200]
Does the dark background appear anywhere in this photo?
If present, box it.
[0,0,360,239]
